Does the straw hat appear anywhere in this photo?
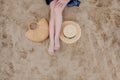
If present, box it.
[60,21,81,44]
[25,18,49,42]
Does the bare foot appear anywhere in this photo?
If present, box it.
[48,41,55,56]
[54,37,60,50]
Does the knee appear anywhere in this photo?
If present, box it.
[50,1,55,10]
[54,6,63,14]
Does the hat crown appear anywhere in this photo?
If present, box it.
[63,25,77,38]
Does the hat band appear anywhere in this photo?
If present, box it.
[63,34,76,39]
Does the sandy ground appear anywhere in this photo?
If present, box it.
[0,0,120,80]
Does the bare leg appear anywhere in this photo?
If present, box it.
[54,0,70,50]
[48,1,56,55]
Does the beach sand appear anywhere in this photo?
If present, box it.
[0,0,120,80]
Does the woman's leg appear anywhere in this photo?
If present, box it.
[48,0,57,55]
[54,0,70,50]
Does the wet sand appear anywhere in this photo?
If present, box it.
[0,0,120,80]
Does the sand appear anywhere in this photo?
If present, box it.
[0,0,120,80]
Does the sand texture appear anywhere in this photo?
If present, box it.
[0,0,120,80]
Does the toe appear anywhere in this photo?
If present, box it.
[48,50,55,56]
[54,46,60,50]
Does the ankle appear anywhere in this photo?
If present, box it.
[49,38,54,41]
[55,36,59,40]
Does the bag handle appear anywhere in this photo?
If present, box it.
[28,21,38,30]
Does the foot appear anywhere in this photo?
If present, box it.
[48,41,55,56]
[54,37,60,50]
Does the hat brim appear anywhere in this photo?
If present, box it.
[60,21,81,44]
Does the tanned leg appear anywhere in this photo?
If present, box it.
[48,1,57,55]
[54,0,70,50]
